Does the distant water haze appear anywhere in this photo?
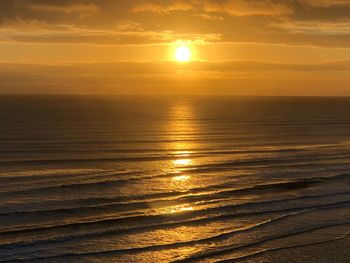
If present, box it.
[0,96,350,262]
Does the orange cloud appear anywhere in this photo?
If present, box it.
[301,0,350,6]
[195,13,224,21]
[132,0,193,13]
[202,0,293,16]
[272,20,350,34]
[1,61,350,96]
[29,4,97,13]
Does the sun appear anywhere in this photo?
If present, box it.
[175,46,191,62]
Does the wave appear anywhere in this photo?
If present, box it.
[180,222,350,263]
[0,209,306,256]
[3,210,350,263]
[3,195,350,253]
[1,145,350,167]
[217,231,350,262]
[1,194,350,250]
[1,172,349,218]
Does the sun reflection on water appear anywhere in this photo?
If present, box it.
[160,101,199,215]
[171,175,191,182]
[173,159,192,166]
[174,150,192,157]
[170,174,192,191]
[167,204,194,214]
[166,102,197,170]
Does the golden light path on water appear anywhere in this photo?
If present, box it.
[171,175,191,182]
[173,159,192,166]
[140,101,239,262]
[165,101,197,214]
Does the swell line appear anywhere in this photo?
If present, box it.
[217,230,350,263]
[3,213,350,263]
[174,221,350,262]
[0,210,311,262]
[1,200,349,255]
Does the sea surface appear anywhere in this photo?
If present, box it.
[0,95,350,262]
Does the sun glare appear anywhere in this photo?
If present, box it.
[175,46,191,62]
[174,159,192,166]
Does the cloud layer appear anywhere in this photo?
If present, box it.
[1,60,350,95]
[0,0,350,47]
[1,0,350,95]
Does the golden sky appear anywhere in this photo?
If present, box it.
[1,0,350,95]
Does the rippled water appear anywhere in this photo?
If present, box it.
[1,95,350,262]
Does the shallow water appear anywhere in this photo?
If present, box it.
[0,96,350,262]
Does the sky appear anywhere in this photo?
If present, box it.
[1,0,350,95]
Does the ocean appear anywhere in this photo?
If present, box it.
[0,95,350,262]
